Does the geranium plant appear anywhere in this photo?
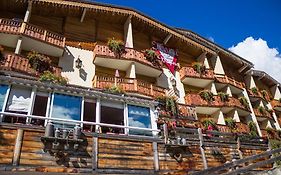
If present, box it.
[27,51,51,73]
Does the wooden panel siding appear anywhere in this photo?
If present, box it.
[0,128,17,165]
[98,138,154,170]
[97,21,123,43]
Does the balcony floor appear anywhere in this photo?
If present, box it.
[94,56,162,77]
[182,77,213,88]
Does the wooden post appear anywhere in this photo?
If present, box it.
[163,123,168,144]
[43,30,47,41]
[152,142,159,171]
[150,84,153,96]
[134,79,138,92]
[198,128,208,169]
[92,137,98,172]
[12,129,24,166]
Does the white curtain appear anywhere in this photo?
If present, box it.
[6,87,31,113]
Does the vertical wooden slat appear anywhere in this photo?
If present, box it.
[152,142,159,171]
[198,128,208,169]
[92,137,98,172]
[12,129,24,166]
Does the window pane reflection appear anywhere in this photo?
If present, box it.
[128,105,151,136]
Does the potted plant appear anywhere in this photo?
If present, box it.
[27,51,51,73]
[143,49,161,67]
[218,92,229,102]
[105,85,124,94]
[257,106,265,114]
[156,96,178,116]
[238,96,249,109]
[199,90,214,102]
[225,118,236,131]
[248,121,258,137]
[192,62,206,74]
[107,38,125,57]
[251,87,258,95]
[266,127,276,139]
[202,119,217,131]
[261,90,269,100]
[39,71,68,85]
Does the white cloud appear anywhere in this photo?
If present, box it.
[229,37,281,82]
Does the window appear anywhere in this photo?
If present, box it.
[0,84,8,111]
[4,86,32,123]
[128,105,151,136]
[31,92,49,126]
[100,101,124,133]
[51,93,82,128]
[83,99,96,132]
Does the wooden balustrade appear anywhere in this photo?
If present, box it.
[271,99,281,110]
[236,122,250,134]
[0,18,65,48]
[215,75,245,89]
[179,66,214,80]
[93,75,165,97]
[253,108,272,119]
[0,53,61,77]
[184,93,250,111]
[216,124,231,133]
[93,44,161,70]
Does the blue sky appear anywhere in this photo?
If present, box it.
[94,0,281,82]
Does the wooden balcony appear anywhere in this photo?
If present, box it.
[179,66,214,88]
[247,89,263,99]
[93,44,162,77]
[215,75,245,90]
[0,18,65,48]
[0,53,61,77]
[236,123,250,134]
[177,103,197,120]
[184,93,249,111]
[271,100,281,112]
[217,124,231,133]
[253,108,272,119]
[92,75,165,97]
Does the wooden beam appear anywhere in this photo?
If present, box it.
[163,34,172,45]
[80,8,87,23]
[23,0,32,22]
[238,64,248,73]
[92,137,98,172]
[12,129,24,166]
[196,51,207,62]
[152,142,159,171]
[258,73,266,80]
[198,128,208,169]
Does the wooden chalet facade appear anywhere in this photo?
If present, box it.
[0,0,281,174]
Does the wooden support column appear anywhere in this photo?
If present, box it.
[12,129,24,166]
[163,34,172,45]
[124,15,133,48]
[23,0,32,22]
[198,128,208,169]
[80,8,87,23]
[152,142,159,171]
[92,137,98,172]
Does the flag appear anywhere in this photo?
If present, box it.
[154,42,178,74]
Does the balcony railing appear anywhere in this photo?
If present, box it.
[93,44,162,70]
[184,93,250,111]
[0,53,61,77]
[179,66,214,80]
[92,75,165,97]
[236,123,250,134]
[271,100,281,110]
[247,89,263,99]
[216,124,231,133]
[215,75,245,89]
[0,18,65,48]
[253,108,272,119]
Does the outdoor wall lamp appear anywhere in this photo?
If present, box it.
[75,55,83,69]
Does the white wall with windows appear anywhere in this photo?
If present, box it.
[0,84,157,136]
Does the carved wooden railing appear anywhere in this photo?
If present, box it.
[216,124,232,133]
[215,75,245,89]
[0,18,65,48]
[93,44,162,70]
[0,53,61,77]
[92,75,165,97]
[253,108,272,119]
[247,89,263,98]
[184,93,250,111]
[179,66,214,80]
[236,122,250,134]
[271,99,281,110]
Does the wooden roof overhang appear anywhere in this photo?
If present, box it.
[0,72,158,106]
[11,0,253,70]
[251,70,280,88]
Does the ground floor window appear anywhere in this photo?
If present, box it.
[128,105,151,136]
[100,101,124,134]
[83,99,96,132]
[0,84,8,111]
[31,92,49,126]
[51,93,82,128]
[4,86,31,123]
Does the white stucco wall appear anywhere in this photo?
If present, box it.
[59,46,95,88]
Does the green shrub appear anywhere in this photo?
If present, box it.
[107,38,125,56]
[156,96,178,116]
[251,87,258,95]
[257,106,265,114]
[248,121,258,137]
[225,118,236,130]
[39,71,68,85]
[218,92,229,102]
[105,85,124,94]
[27,51,51,72]
[192,62,206,74]
[199,90,214,102]
[239,96,249,109]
